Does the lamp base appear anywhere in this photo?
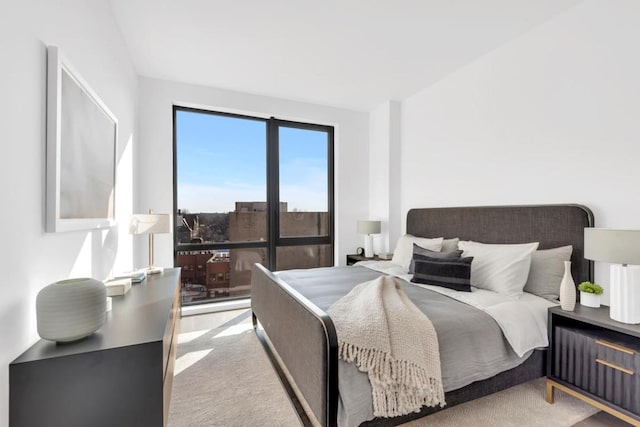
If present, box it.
[610,264,640,324]
[364,235,374,258]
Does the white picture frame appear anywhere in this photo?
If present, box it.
[46,45,118,232]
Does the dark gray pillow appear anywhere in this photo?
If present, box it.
[523,245,573,300]
[409,244,463,274]
[411,255,473,292]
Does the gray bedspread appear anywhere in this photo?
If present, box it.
[277,265,531,427]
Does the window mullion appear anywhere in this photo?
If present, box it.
[267,118,279,271]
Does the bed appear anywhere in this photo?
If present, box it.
[251,204,594,427]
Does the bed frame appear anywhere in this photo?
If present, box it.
[252,204,594,427]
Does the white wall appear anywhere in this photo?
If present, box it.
[136,77,369,268]
[369,101,401,254]
[0,1,137,424]
[400,0,640,304]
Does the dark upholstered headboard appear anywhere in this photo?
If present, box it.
[406,204,594,284]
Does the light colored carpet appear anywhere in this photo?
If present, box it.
[400,378,597,427]
[168,311,299,427]
[168,311,599,427]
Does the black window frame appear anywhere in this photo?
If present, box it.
[172,105,334,275]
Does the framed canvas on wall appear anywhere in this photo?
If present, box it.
[46,45,118,232]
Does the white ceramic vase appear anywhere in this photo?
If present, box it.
[559,261,576,311]
[36,278,107,342]
[580,291,601,308]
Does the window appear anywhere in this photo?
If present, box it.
[173,107,334,305]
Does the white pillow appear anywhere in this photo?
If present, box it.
[391,234,443,270]
[458,240,539,296]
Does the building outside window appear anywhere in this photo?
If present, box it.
[174,107,334,306]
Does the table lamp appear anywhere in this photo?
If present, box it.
[584,228,640,324]
[130,210,171,274]
[357,220,381,258]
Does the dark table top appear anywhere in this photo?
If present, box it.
[550,304,640,338]
[12,268,180,364]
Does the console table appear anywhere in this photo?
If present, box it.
[10,268,181,427]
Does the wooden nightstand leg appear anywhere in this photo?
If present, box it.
[545,379,555,404]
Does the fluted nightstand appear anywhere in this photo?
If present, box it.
[546,305,640,426]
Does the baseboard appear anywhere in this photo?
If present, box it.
[181,299,251,316]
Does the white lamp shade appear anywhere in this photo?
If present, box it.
[129,214,171,235]
[357,220,381,235]
[584,228,640,265]
[585,228,640,324]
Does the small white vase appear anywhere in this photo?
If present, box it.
[580,291,601,308]
[559,261,576,311]
[36,278,107,342]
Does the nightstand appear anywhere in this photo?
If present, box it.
[346,254,379,266]
[546,305,640,426]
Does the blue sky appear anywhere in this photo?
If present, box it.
[176,110,328,213]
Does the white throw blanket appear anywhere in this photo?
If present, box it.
[328,276,445,418]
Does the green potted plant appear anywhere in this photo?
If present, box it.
[577,281,603,308]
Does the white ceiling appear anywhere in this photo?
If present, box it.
[109,0,580,111]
